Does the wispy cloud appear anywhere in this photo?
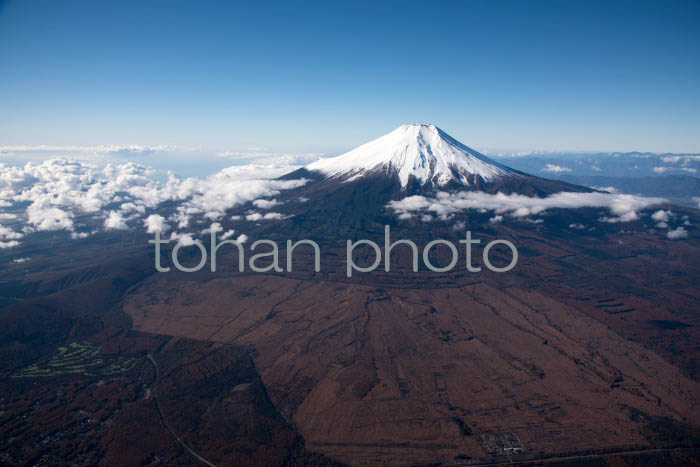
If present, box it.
[661,155,700,164]
[542,164,572,173]
[0,144,177,158]
[216,150,325,166]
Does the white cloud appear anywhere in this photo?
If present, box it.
[245,212,286,221]
[204,224,246,243]
[144,214,169,233]
[173,165,306,223]
[12,257,30,263]
[542,164,572,173]
[252,198,281,209]
[667,227,688,239]
[121,202,146,214]
[104,211,129,230]
[221,229,237,240]
[600,211,638,223]
[201,222,221,235]
[652,161,699,174]
[651,210,672,222]
[388,191,665,223]
[0,158,305,247]
[216,150,324,166]
[170,232,196,246]
[27,204,74,231]
[0,224,23,241]
[0,223,23,247]
[489,215,503,224]
[0,144,175,156]
[661,155,700,163]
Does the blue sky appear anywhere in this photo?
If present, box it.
[1,0,699,156]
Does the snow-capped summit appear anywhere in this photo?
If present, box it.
[306,124,516,187]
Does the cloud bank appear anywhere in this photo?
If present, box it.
[0,159,306,248]
[388,191,667,224]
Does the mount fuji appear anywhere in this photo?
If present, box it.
[307,123,514,187]
[278,124,591,225]
[290,124,590,197]
[1,124,698,467]
[116,127,699,465]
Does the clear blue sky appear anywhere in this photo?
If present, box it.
[1,0,699,154]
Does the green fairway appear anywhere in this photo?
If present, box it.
[13,342,137,378]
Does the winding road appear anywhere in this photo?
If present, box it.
[146,354,217,467]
